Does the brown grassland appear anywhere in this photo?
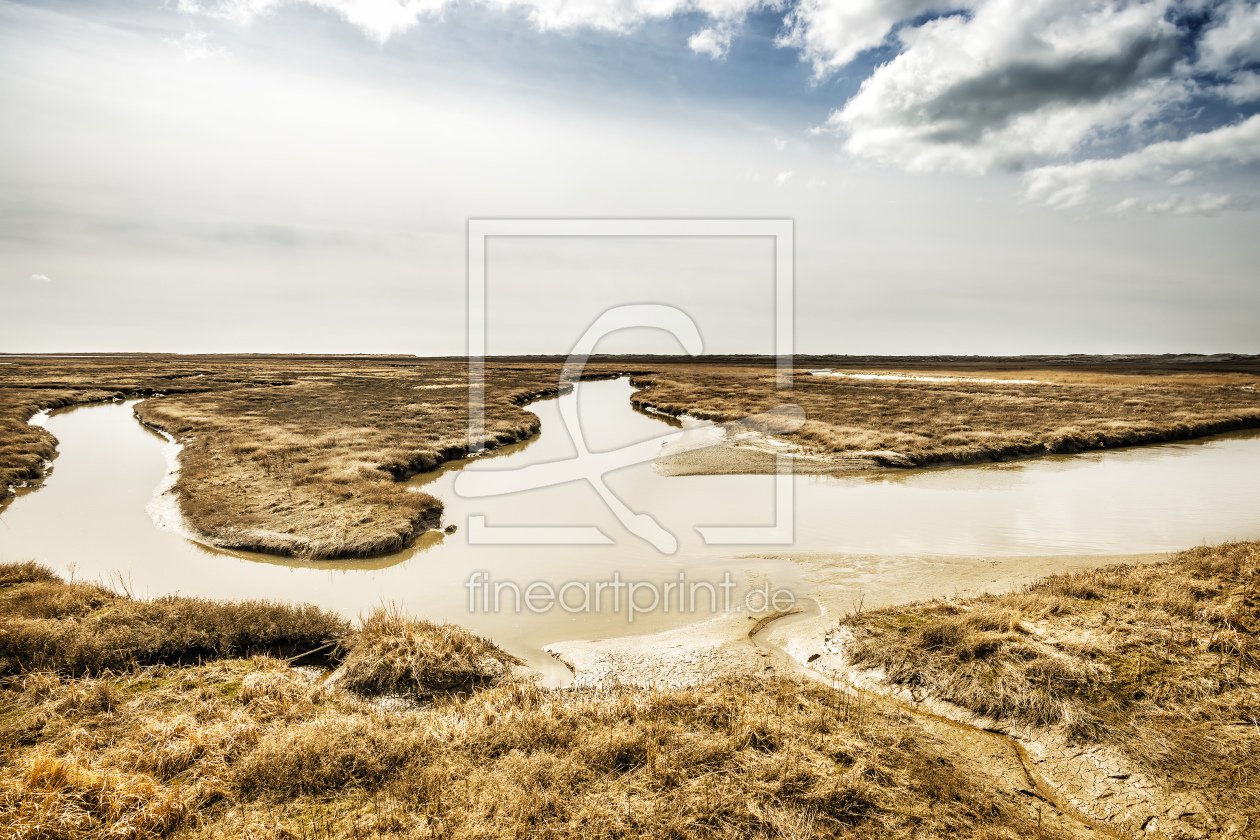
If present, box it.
[0,559,1098,840]
[630,362,1260,468]
[4,546,1260,838]
[839,541,1260,821]
[0,355,640,558]
[3,354,1259,558]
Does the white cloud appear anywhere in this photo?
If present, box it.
[1108,196,1141,214]
[1145,193,1233,216]
[824,0,1187,174]
[773,137,786,151]
[778,0,948,77]
[169,0,1260,216]
[688,26,731,59]
[1166,168,1195,186]
[182,0,764,42]
[177,0,442,42]
[1198,0,1260,73]
[775,170,793,186]
[164,32,230,61]
[1024,115,1260,208]
[31,274,50,282]
[1113,192,1235,216]
[1220,70,1260,104]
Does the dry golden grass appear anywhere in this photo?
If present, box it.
[1,355,302,513]
[839,541,1260,814]
[0,560,60,586]
[0,562,349,676]
[631,365,1260,468]
[0,666,1054,840]
[0,561,1065,840]
[335,605,523,697]
[0,662,271,840]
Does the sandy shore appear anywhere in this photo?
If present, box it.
[544,610,783,688]
[651,417,890,476]
[545,549,1164,687]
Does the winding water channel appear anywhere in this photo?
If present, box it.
[2,377,1259,684]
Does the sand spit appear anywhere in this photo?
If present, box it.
[650,413,890,475]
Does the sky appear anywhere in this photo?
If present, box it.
[1,0,1258,355]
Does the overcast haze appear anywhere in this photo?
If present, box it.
[1,0,1258,355]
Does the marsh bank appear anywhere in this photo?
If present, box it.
[2,377,1260,684]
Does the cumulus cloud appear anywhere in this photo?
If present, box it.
[1147,193,1234,216]
[824,0,1187,174]
[1023,115,1260,208]
[177,0,1260,213]
[799,0,1260,212]
[688,26,732,59]
[31,274,50,282]
[778,0,947,77]
[775,170,793,186]
[1220,71,1260,104]
[1197,0,1260,73]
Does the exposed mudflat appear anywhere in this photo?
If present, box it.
[547,550,1164,687]
[651,415,886,475]
[545,610,780,688]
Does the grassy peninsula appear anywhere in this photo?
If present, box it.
[631,361,1260,470]
[0,356,628,558]
[3,354,1259,559]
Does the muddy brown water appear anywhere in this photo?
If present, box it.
[2,377,1259,685]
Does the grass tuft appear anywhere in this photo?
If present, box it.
[0,561,61,586]
[336,604,523,697]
